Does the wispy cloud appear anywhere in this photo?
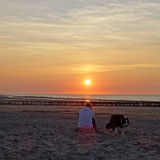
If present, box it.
[72,63,160,74]
[0,1,160,75]
[0,0,160,49]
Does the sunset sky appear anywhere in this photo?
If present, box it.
[0,0,160,95]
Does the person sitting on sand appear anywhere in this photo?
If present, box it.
[77,101,97,132]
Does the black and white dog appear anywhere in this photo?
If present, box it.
[106,114,129,137]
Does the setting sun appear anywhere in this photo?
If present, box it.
[84,79,92,86]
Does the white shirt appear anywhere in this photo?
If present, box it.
[77,106,95,129]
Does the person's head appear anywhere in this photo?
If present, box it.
[84,101,92,109]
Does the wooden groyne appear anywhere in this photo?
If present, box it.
[0,97,160,107]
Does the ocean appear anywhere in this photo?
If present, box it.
[10,94,160,102]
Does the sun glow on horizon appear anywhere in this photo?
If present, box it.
[0,0,160,95]
[84,79,92,86]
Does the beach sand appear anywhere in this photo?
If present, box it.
[0,105,160,160]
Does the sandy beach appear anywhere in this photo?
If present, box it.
[0,105,160,160]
